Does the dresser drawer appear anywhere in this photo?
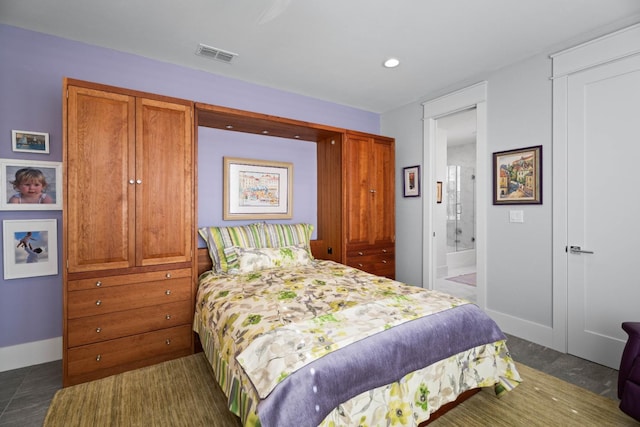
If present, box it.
[67,300,192,347]
[346,245,395,279]
[67,277,191,319]
[346,245,395,258]
[68,268,192,291]
[66,324,192,377]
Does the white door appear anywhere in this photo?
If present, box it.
[567,53,640,368]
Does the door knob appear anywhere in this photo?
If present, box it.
[569,245,594,254]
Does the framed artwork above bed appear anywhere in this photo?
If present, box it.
[223,157,293,220]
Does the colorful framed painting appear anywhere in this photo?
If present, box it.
[493,145,542,205]
[0,159,63,210]
[403,165,420,197]
[3,219,58,279]
[223,157,293,220]
[12,130,50,154]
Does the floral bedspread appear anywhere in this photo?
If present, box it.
[194,260,521,426]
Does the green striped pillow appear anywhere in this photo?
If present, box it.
[198,223,266,273]
[263,223,314,258]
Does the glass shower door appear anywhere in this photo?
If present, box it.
[446,165,475,252]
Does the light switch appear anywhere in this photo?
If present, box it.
[509,210,524,223]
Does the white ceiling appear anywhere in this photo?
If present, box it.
[2,0,640,113]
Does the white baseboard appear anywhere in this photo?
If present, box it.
[0,336,62,372]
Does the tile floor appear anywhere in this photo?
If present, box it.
[0,271,624,426]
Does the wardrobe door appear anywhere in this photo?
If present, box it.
[66,86,136,273]
[370,137,395,244]
[135,98,193,266]
[344,134,373,246]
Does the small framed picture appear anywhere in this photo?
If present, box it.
[493,145,542,205]
[0,159,62,210]
[403,165,420,197]
[12,130,50,154]
[3,219,58,279]
[224,157,293,220]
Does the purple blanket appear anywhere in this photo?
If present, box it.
[255,303,505,427]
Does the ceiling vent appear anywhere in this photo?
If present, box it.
[195,43,238,63]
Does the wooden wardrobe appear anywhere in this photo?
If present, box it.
[343,131,395,278]
[62,79,195,386]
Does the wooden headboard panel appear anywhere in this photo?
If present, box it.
[197,239,325,277]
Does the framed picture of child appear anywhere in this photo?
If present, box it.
[0,159,62,210]
[3,219,58,279]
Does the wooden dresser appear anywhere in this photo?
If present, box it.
[62,78,195,386]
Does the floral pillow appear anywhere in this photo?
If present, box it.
[231,245,312,274]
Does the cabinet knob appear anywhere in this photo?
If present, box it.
[129,179,135,184]
[358,263,363,267]
[382,249,387,253]
[358,251,363,256]
[165,272,172,279]
[165,314,171,320]
[95,281,102,287]
[165,339,172,345]
[165,289,171,296]
[136,179,142,184]
[96,354,102,362]
[382,260,387,264]
[369,189,376,193]
[95,300,102,306]
[96,327,102,333]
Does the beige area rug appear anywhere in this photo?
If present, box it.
[44,353,638,427]
[446,272,476,286]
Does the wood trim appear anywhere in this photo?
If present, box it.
[195,102,344,142]
[64,77,193,107]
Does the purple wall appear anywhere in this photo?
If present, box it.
[0,24,379,349]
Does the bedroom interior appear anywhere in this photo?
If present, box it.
[1,1,640,426]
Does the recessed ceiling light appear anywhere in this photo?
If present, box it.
[383,58,400,68]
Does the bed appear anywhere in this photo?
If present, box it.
[194,223,521,426]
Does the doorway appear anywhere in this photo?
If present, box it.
[433,109,477,302]
[422,82,487,310]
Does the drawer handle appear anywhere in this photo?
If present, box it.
[165,339,172,345]
[165,314,172,320]
[96,327,102,333]
[165,289,171,296]
[95,281,102,287]
[382,260,387,264]
[165,272,172,279]
[95,300,102,306]
[358,263,363,267]
[382,249,387,253]
[96,354,102,362]
[358,252,364,256]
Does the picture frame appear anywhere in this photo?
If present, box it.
[493,145,542,205]
[223,157,293,220]
[3,219,58,279]
[12,130,50,154]
[436,181,443,203]
[402,165,420,197]
[0,159,62,210]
